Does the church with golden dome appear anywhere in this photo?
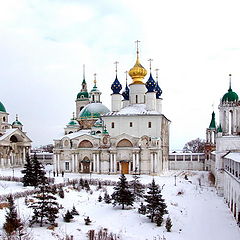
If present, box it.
[53,44,170,175]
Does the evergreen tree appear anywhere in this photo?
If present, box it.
[98,195,102,202]
[165,216,172,232]
[63,210,74,223]
[3,195,23,236]
[129,174,145,199]
[71,205,79,215]
[97,181,102,190]
[111,174,134,209]
[29,181,59,227]
[145,179,168,223]
[79,178,84,188]
[104,192,111,204]
[84,216,91,225]
[21,152,35,187]
[32,153,47,186]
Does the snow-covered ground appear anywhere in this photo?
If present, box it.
[0,167,239,240]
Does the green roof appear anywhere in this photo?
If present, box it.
[0,101,6,113]
[68,119,79,126]
[12,120,22,126]
[79,103,110,119]
[77,91,89,99]
[209,111,216,129]
[222,87,239,103]
[217,124,223,133]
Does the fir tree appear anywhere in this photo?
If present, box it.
[129,174,145,199]
[104,192,111,204]
[145,179,168,223]
[63,210,74,223]
[79,178,84,187]
[29,181,59,227]
[97,181,102,190]
[3,195,23,236]
[21,152,35,187]
[32,153,47,186]
[84,216,91,225]
[111,174,134,209]
[165,216,172,232]
[71,205,79,215]
[155,211,163,226]
[98,195,102,202]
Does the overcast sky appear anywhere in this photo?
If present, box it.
[1,0,240,150]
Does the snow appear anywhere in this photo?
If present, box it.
[0,128,17,141]
[55,129,93,140]
[224,152,240,163]
[0,168,239,240]
[104,104,161,116]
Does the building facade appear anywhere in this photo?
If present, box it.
[53,49,170,175]
[0,101,31,167]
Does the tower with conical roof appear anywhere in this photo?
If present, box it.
[111,61,122,111]
[76,65,90,117]
[145,59,157,111]
[90,73,102,103]
[219,74,240,135]
[128,40,147,105]
[0,100,10,136]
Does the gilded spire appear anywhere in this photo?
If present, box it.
[128,40,147,84]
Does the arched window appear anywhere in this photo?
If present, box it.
[80,106,84,111]
[117,139,133,147]
[10,135,18,143]
[111,122,115,128]
[78,140,93,148]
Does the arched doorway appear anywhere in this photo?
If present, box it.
[81,156,90,173]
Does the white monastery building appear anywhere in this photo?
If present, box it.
[53,47,170,175]
[0,101,31,167]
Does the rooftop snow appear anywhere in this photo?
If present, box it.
[56,129,99,140]
[103,104,161,116]
[0,128,18,141]
[224,152,240,163]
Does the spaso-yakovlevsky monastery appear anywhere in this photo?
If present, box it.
[0,44,239,223]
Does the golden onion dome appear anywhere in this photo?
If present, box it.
[128,54,147,84]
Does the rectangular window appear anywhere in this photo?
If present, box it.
[130,122,133,127]
[65,162,70,171]
[136,95,138,103]
[148,122,152,128]
[111,122,115,128]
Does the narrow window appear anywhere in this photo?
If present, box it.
[111,122,115,128]
[65,162,70,171]
[92,95,95,102]
[136,95,138,103]
[148,122,152,128]
[130,122,133,127]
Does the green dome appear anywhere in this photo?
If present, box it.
[67,119,79,126]
[12,120,22,126]
[79,103,110,119]
[0,101,6,113]
[222,87,239,103]
[77,91,89,100]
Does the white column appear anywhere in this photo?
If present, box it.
[93,154,96,172]
[71,154,75,172]
[57,154,61,173]
[132,153,136,172]
[1,158,4,167]
[113,154,117,173]
[150,153,154,173]
[128,161,131,173]
[75,154,78,172]
[136,153,139,173]
[53,154,57,172]
[154,153,157,173]
[110,154,113,173]
[22,147,26,165]
[96,153,100,173]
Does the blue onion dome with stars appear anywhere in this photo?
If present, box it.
[122,83,129,100]
[155,81,162,99]
[145,73,156,92]
[111,75,122,94]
